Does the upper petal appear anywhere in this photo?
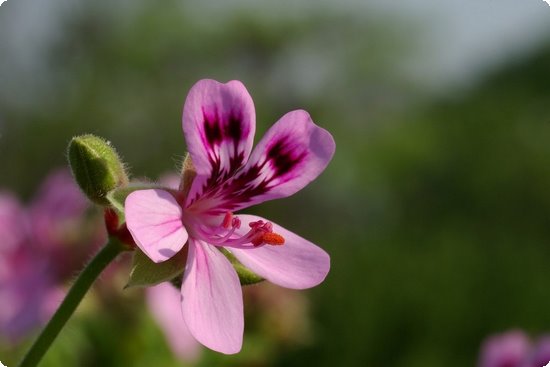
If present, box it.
[125,189,188,263]
[197,110,335,214]
[183,79,256,207]
[229,215,330,289]
[181,239,243,354]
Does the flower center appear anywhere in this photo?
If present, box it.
[191,211,285,249]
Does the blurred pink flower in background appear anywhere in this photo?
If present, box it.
[0,169,104,343]
[146,269,313,364]
[478,330,530,367]
[242,282,312,346]
[0,193,27,254]
[29,169,103,278]
[146,283,201,363]
[525,336,550,367]
[479,330,550,367]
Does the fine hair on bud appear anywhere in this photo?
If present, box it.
[67,134,129,206]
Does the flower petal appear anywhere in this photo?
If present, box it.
[125,189,188,263]
[230,215,330,289]
[183,79,255,207]
[199,110,335,213]
[478,330,530,367]
[0,192,27,253]
[181,239,243,354]
[146,283,201,362]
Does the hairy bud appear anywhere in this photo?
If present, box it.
[67,134,128,205]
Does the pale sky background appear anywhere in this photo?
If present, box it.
[0,0,549,107]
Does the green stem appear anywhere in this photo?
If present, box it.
[18,239,125,367]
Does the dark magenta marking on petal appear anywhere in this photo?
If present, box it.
[225,112,243,145]
[190,110,248,206]
[266,136,307,177]
[190,132,309,214]
[195,136,309,213]
[203,109,223,147]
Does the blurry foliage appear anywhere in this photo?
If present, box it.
[1,1,550,366]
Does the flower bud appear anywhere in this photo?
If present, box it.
[67,134,128,205]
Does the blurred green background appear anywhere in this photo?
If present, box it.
[1,0,550,366]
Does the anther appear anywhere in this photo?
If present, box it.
[261,232,285,246]
[248,220,285,247]
[222,212,234,228]
[232,217,241,229]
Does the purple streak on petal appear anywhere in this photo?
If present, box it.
[182,79,255,207]
[181,239,243,354]
[478,330,531,367]
[146,283,201,362]
[230,215,330,289]
[191,110,335,214]
[125,189,188,263]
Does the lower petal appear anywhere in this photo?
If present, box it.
[230,215,330,289]
[181,239,243,354]
[125,189,188,263]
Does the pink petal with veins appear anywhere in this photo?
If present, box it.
[183,79,255,207]
[125,189,188,263]
[191,110,335,214]
[181,239,243,354]
[230,215,330,290]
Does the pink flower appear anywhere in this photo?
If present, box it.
[0,169,100,343]
[0,244,63,342]
[478,330,531,367]
[525,336,550,367]
[29,168,89,252]
[146,283,201,362]
[0,193,27,254]
[28,169,101,279]
[0,192,63,343]
[125,79,335,354]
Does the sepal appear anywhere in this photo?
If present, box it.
[125,247,187,288]
[220,248,264,286]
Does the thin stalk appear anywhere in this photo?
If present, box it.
[18,239,125,367]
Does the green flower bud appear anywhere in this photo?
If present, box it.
[67,134,128,205]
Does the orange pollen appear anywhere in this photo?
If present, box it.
[261,232,285,246]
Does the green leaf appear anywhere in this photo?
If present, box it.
[67,134,128,206]
[220,248,264,286]
[125,247,187,288]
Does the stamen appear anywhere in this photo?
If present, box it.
[248,220,285,247]
[261,232,285,246]
[249,220,265,229]
[222,212,234,228]
[196,217,285,249]
[232,217,241,229]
